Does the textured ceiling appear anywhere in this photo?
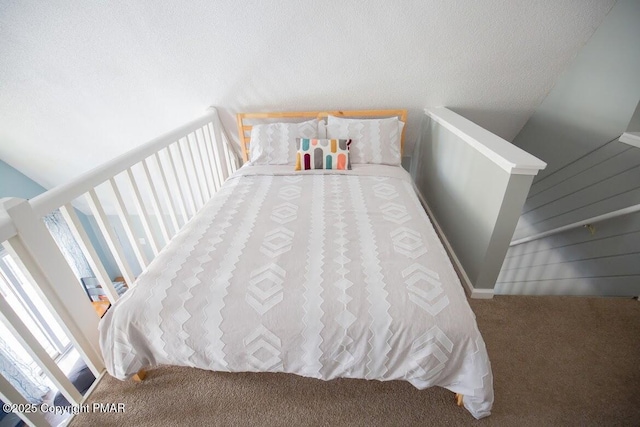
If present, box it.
[0,0,615,190]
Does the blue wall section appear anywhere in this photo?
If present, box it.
[0,159,46,199]
[0,159,119,279]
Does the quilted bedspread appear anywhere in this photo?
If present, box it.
[99,164,493,419]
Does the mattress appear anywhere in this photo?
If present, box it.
[99,164,493,419]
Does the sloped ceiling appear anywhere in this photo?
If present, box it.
[0,0,615,190]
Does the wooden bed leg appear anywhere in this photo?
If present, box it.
[132,369,147,382]
[455,393,464,407]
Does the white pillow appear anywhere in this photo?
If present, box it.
[326,116,404,165]
[318,120,327,139]
[249,120,319,165]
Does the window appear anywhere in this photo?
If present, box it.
[0,249,71,359]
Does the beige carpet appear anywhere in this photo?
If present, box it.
[72,296,640,426]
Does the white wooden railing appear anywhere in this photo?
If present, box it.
[413,108,546,298]
[0,107,239,426]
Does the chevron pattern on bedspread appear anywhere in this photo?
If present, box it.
[99,164,494,419]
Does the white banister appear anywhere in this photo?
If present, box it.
[208,123,227,189]
[29,111,218,218]
[0,293,83,406]
[425,107,547,175]
[195,129,213,198]
[60,203,120,303]
[196,127,213,192]
[179,134,204,209]
[203,124,222,191]
[0,107,238,424]
[619,131,640,148]
[190,132,210,201]
[222,129,235,175]
[142,159,172,243]
[108,178,149,270]
[510,203,640,246]
[0,213,17,243]
[174,141,199,216]
[416,108,545,297]
[86,189,136,286]
[213,109,239,173]
[126,168,161,255]
[178,136,203,210]
[1,198,104,376]
[165,145,192,222]
[154,151,181,233]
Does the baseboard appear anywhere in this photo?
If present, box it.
[412,185,494,300]
[468,288,495,299]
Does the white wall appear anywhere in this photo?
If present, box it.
[0,0,614,189]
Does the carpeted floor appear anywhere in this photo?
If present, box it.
[71,296,640,426]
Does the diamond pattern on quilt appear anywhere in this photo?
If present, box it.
[391,227,427,259]
[301,175,325,375]
[278,185,301,200]
[244,324,283,371]
[405,326,453,381]
[102,170,494,419]
[283,175,303,183]
[208,177,273,366]
[402,264,450,316]
[380,202,411,224]
[260,227,294,257]
[372,182,398,200]
[270,202,298,224]
[246,264,285,315]
[348,176,393,377]
[331,176,355,367]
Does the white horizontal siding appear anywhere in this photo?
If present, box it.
[501,139,640,296]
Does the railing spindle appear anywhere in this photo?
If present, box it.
[175,140,199,215]
[198,126,216,193]
[126,168,161,255]
[165,145,191,222]
[213,114,234,178]
[203,124,222,191]
[187,132,209,202]
[195,128,213,199]
[108,178,149,270]
[179,136,203,210]
[142,159,171,244]
[207,122,227,186]
[60,203,120,303]
[86,189,136,287]
[155,152,181,233]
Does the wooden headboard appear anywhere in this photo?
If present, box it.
[236,109,408,162]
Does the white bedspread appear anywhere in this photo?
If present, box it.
[99,164,493,419]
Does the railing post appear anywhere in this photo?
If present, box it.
[0,198,104,376]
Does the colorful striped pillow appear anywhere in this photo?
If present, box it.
[295,138,352,171]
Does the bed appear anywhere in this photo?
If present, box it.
[99,110,494,419]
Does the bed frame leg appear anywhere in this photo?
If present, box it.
[132,369,147,382]
[455,393,464,407]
